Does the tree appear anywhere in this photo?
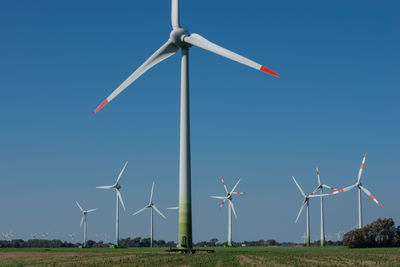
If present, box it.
[343,218,398,248]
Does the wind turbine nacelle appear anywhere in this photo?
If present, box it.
[170,28,189,47]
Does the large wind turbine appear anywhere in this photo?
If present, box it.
[292,176,321,247]
[76,201,97,248]
[328,153,382,228]
[132,182,166,248]
[309,165,337,247]
[96,161,128,247]
[92,0,278,250]
[210,177,246,247]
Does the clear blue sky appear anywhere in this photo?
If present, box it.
[0,0,399,243]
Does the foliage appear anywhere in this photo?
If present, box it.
[343,218,400,248]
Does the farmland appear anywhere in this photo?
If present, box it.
[1,247,400,266]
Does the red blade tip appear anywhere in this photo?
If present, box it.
[260,66,279,77]
[93,99,109,114]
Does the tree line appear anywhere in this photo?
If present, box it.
[343,218,400,248]
[3,218,399,249]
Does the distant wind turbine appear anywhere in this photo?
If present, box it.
[210,177,246,247]
[41,232,48,240]
[76,201,98,248]
[96,161,128,247]
[291,176,322,247]
[68,233,75,243]
[309,165,337,247]
[335,230,342,241]
[132,182,166,248]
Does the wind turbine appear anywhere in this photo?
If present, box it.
[292,176,322,247]
[76,201,98,248]
[132,182,166,248]
[92,0,278,250]
[335,230,342,241]
[328,153,382,228]
[301,232,306,245]
[309,165,337,247]
[68,233,75,244]
[41,232,48,240]
[96,161,128,247]
[210,177,246,247]
[2,231,13,241]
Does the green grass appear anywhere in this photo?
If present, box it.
[1,247,400,266]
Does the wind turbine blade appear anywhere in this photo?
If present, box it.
[230,179,241,194]
[322,184,337,190]
[357,153,367,184]
[219,197,229,209]
[229,200,237,219]
[309,185,320,197]
[295,201,307,223]
[76,201,83,212]
[327,184,357,196]
[232,192,246,195]
[183,33,279,77]
[359,185,382,207]
[149,182,155,203]
[292,176,306,198]
[220,177,229,193]
[115,161,128,185]
[167,207,179,210]
[86,208,98,213]
[93,40,179,113]
[116,190,126,211]
[171,0,180,28]
[316,164,321,186]
[132,206,147,216]
[80,215,85,228]
[96,185,113,189]
[210,196,226,199]
[152,205,167,219]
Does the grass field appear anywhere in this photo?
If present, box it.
[1,247,400,266]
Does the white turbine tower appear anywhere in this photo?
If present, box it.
[76,201,98,248]
[210,177,246,247]
[292,176,322,247]
[92,0,278,250]
[328,153,382,228]
[96,161,128,247]
[309,165,337,247]
[132,182,166,248]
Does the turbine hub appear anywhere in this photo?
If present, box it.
[170,27,189,47]
[115,184,121,190]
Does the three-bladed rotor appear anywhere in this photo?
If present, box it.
[92,0,279,114]
[291,176,324,223]
[76,201,98,228]
[210,177,246,218]
[96,161,128,210]
[309,164,337,197]
[132,181,167,219]
[326,153,382,207]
